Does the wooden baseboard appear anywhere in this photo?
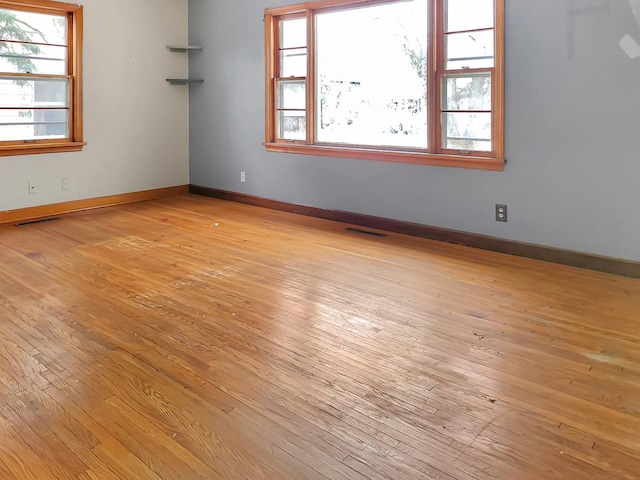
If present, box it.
[0,185,189,225]
[189,184,640,279]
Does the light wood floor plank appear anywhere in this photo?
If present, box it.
[0,193,639,479]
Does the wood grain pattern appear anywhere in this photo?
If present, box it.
[0,193,639,479]
[190,185,640,279]
[0,185,188,225]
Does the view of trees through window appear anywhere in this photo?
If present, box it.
[0,8,69,142]
[316,1,428,149]
[273,0,498,157]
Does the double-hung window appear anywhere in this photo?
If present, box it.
[0,0,84,157]
[264,0,504,170]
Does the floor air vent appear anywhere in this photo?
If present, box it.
[16,217,61,227]
[346,227,388,238]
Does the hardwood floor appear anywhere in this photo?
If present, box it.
[0,194,639,479]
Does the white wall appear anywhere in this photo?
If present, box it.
[0,0,190,212]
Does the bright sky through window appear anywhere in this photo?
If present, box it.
[316,1,428,148]
[0,0,84,156]
[264,0,504,171]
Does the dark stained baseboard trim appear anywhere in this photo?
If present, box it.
[189,185,640,279]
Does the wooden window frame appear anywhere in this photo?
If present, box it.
[264,0,504,171]
[0,0,85,157]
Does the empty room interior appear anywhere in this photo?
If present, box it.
[1,0,640,478]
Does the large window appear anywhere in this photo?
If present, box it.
[0,0,84,157]
[264,0,504,171]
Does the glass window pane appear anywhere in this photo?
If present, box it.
[442,112,491,151]
[316,0,428,149]
[445,0,494,33]
[443,74,491,111]
[0,43,67,75]
[445,138,491,151]
[445,30,494,70]
[278,80,305,109]
[280,48,307,78]
[0,9,67,45]
[281,18,306,49]
[278,110,306,140]
[0,77,68,107]
[0,108,68,140]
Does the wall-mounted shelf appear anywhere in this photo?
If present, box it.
[166,45,203,85]
[166,78,204,85]
[166,45,203,53]
[167,45,204,85]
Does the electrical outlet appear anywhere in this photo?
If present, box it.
[28,181,37,195]
[62,178,70,191]
[496,204,508,222]
[240,171,246,183]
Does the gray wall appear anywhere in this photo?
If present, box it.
[189,0,640,262]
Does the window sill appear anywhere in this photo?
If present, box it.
[264,143,505,171]
[0,142,87,157]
